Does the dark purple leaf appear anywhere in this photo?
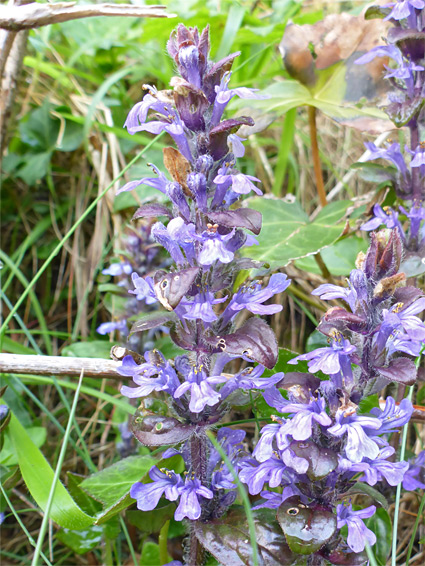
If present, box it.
[129,311,176,335]
[209,117,255,160]
[132,203,173,220]
[289,440,338,481]
[279,373,321,402]
[206,318,278,369]
[377,357,417,385]
[170,322,196,351]
[393,286,423,306]
[195,507,298,566]
[153,267,200,310]
[173,82,209,132]
[203,52,240,103]
[208,209,262,235]
[131,412,195,446]
[324,549,368,565]
[277,498,337,555]
[318,307,365,335]
[387,28,425,60]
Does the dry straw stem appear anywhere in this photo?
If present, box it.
[0,2,175,31]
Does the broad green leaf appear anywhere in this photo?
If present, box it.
[365,508,392,566]
[127,502,175,533]
[7,412,94,530]
[79,454,155,520]
[16,151,52,185]
[0,426,46,466]
[358,394,380,415]
[243,197,350,269]
[56,525,103,555]
[344,483,389,510]
[140,541,163,566]
[61,340,113,359]
[295,236,368,276]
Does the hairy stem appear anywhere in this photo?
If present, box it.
[410,119,420,203]
[307,105,327,207]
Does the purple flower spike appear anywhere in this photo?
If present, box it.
[128,273,157,303]
[173,366,221,413]
[214,172,263,196]
[182,290,227,323]
[370,397,414,434]
[336,503,376,553]
[278,396,333,441]
[383,0,425,21]
[361,204,400,231]
[346,446,409,486]
[174,476,213,521]
[224,273,291,321]
[328,412,382,463]
[288,331,356,384]
[130,467,183,511]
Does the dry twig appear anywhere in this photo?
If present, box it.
[0,2,174,31]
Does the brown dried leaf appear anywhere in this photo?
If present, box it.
[163,146,191,195]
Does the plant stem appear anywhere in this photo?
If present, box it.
[409,119,420,204]
[307,105,327,207]
[272,107,297,196]
[159,520,170,565]
[186,433,208,566]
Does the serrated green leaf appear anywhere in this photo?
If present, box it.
[6,411,94,529]
[243,197,350,269]
[79,455,155,508]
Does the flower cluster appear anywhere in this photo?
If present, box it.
[238,229,424,560]
[113,24,291,563]
[355,1,425,269]
[110,20,424,566]
[97,224,166,350]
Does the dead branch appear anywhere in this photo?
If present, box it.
[0,2,174,31]
[0,353,122,378]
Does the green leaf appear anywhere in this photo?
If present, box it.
[365,508,392,566]
[19,101,59,150]
[344,483,389,510]
[358,394,380,415]
[127,502,175,534]
[295,237,368,276]
[79,455,155,523]
[61,340,112,359]
[350,162,397,184]
[56,525,103,555]
[0,426,46,466]
[16,151,52,185]
[6,411,94,529]
[140,541,161,566]
[243,197,350,269]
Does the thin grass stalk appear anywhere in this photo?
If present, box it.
[0,132,165,344]
[0,485,53,566]
[392,384,415,566]
[405,493,425,565]
[206,431,259,566]
[31,369,85,566]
